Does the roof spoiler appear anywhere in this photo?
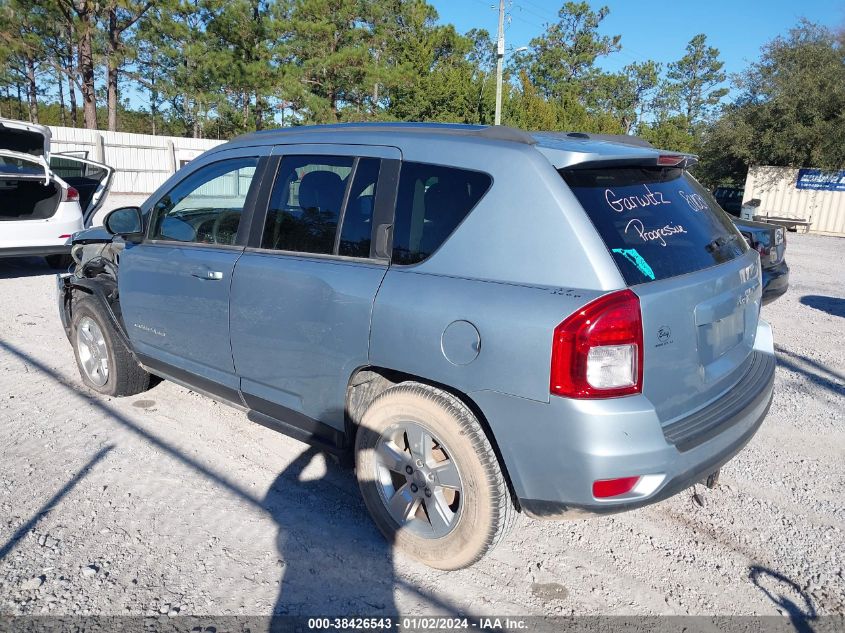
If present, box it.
[561,153,699,171]
[541,131,655,149]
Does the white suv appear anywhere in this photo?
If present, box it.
[0,119,113,267]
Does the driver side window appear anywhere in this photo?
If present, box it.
[150,157,258,245]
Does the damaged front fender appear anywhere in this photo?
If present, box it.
[56,272,134,356]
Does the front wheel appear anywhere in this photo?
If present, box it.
[355,382,516,570]
[71,295,150,397]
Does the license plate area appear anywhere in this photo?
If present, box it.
[697,308,745,365]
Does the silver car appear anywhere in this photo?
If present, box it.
[58,123,775,570]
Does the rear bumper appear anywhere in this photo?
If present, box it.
[761,261,789,305]
[0,244,71,258]
[471,320,776,520]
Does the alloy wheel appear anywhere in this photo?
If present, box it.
[373,422,463,538]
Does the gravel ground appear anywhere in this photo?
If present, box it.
[0,233,843,618]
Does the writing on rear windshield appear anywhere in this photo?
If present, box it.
[603,185,712,247]
[624,218,687,246]
[561,166,746,285]
[604,185,670,212]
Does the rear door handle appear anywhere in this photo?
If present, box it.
[191,269,223,281]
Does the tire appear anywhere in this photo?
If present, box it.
[71,294,150,397]
[355,382,516,570]
[46,254,74,270]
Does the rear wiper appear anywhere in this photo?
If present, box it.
[705,234,737,253]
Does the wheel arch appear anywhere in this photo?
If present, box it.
[345,365,522,512]
[61,276,133,354]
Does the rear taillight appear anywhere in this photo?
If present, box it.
[550,289,643,399]
[66,186,79,202]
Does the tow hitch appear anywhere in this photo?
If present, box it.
[703,469,720,489]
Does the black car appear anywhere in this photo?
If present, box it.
[733,217,789,305]
[712,187,789,305]
[713,186,744,216]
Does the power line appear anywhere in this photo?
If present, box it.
[512,2,556,23]
[520,0,560,20]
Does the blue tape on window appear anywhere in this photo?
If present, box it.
[612,248,656,280]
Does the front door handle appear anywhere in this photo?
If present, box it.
[191,270,223,281]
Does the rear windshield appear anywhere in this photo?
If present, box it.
[561,167,747,285]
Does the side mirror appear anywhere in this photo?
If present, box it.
[104,206,144,238]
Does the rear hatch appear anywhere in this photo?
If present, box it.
[0,118,50,159]
[561,163,762,423]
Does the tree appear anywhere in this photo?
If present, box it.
[590,61,660,133]
[284,0,374,122]
[137,0,223,137]
[664,33,728,128]
[511,2,621,100]
[51,0,100,129]
[698,20,845,184]
[0,0,52,123]
[103,0,155,131]
[638,114,696,153]
[385,6,489,124]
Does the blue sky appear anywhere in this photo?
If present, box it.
[430,0,845,79]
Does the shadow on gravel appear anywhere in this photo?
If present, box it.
[0,257,66,279]
[0,338,469,619]
[749,566,817,632]
[775,345,845,398]
[800,295,845,319]
[265,447,398,617]
[0,445,114,560]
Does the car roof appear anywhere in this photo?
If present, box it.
[224,122,689,169]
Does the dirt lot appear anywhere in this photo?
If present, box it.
[0,233,843,618]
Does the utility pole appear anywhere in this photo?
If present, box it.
[494,0,505,125]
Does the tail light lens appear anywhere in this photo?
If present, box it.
[66,186,80,202]
[593,476,641,498]
[656,154,684,166]
[551,289,643,398]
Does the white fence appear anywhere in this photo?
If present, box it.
[47,126,224,195]
[743,166,845,237]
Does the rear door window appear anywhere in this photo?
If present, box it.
[392,162,492,265]
[263,155,354,254]
[561,167,747,285]
[338,158,380,257]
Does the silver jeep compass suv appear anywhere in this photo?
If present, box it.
[58,123,775,570]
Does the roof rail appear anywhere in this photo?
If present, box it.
[473,125,537,145]
[232,122,538,145]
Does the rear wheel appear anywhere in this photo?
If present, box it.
[355,382,515,570]
[46,254,74,270]
[71,295,150,396]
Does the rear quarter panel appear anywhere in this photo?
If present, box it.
[369,271,603,403]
